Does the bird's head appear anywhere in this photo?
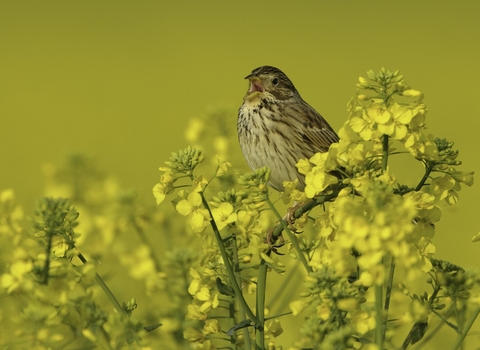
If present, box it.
[244,66,298,102]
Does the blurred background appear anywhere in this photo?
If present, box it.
[1,1,479,346]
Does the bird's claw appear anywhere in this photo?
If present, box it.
[285,201,305,231]
[265,228,285,255]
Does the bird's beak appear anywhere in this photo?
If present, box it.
[244,76,264,101]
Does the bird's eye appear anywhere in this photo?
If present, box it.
[272,77,279,86]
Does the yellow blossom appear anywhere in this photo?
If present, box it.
[304,168,338,198]
[430,175,456,201]
[349,109,374,141]
[335,141,367,170]
[316,302,331,321]
[351,310,376,334]
[336,298,359,311]
[193,176,208,192]
[211,202,237,230]
[186,304,208,321]
[1,258,33,293]
[282,179,307,204]
[183,326,206,342]
[235,209,260,235]
[175,192,210,233]
[289,299,310,316]
[371,104,390,124]
[215,161,231,177]
[152,182,173,205]
[451,170,474,186]
[402,89,422,97]
[403,191,435,210]
[296,158,312,175]
[202,319,221,335]
[407,133,439,161]
[265,319,283,338]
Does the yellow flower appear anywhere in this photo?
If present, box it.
[296,158,312,175]
[211,202,237,230]
[215,161,231,177]
[409,104,427,129]
[186,304,208,321]
[402,89,422,97]
[183,326,206,342]
[304,168,338,199]
[349,109,374,141]
[351,310,376,334]
[368,103,415,140]
[316,302,331,321]
[265,319,283,338]
[193,175,208,192]
[176,192,211,233]
[202,319,221,335]
[1,259,33,293]
[349,174,371,196]
[403,191,435,210]
[407,133,439,161]
[371,104,391,124]
[152,182,174,205]
[235,209,259,234]
[430,175,456,201]
[282,179,307,204]
[336,297,359,311]
[335,141,367,170]
[289,299,309,316]
[451,170,474,186]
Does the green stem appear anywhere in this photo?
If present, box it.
[255,259,268,349]
[382,135,389,172]
[266,198,312,273]
[450,306,480,350]
[42,231,53,284]
[410,307,453,350]
[415,162,434,191]
[374,134,389,348]
[232,232,253,349]
[402,284,443,349]
[77,252,128,318]
[375,284,384,349]
[76,251,141,345]
[200,194,260,326]
[382,257,395,340]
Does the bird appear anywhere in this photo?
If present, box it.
[237,66,339,192]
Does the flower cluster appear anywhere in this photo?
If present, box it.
[152,69,476,350]
[153,146,205,205]
[283,69,476,349]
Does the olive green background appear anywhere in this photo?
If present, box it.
[1,0,479,325]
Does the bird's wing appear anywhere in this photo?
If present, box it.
[292,100,339,153]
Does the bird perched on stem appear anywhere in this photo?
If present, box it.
[237,66,339,192]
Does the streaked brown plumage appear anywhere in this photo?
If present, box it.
[237,66,339,191]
